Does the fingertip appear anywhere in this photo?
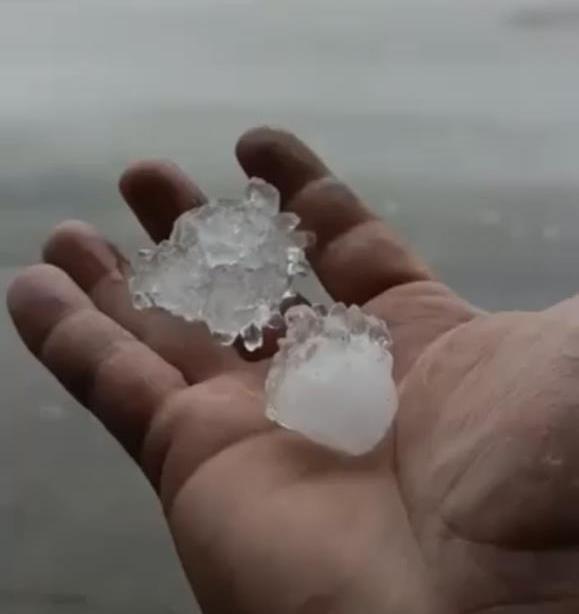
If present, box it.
[235,126,329,201]
[119,160,179,200]
[119,159,206,243]
[7,264,90,354]
[42,219,97,261]
[235,125,294,159]
[7,263,62,314]
[43,220,128,293]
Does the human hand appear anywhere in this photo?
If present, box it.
[8,128,579,614]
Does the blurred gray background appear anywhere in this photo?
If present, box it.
[1,0,579,612]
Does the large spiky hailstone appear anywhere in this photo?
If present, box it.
[266,304,398,456]
[129,178,312,351]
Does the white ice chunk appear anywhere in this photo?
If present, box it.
[129,178,312,350]
[266,304,398,456]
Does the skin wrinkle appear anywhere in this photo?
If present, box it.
[295,174,367,205]
[154,380,273,506]
[439,430,579,552]
[437,330,574,511]
[166,438,345,608]
[139,388,187,488]
[393,296,479,326]
[91,265,125,295]
[180,465,399,614]
[319,220,430,304]
[414,341,522,524]
[167,430,329,517]
[439,510,579,553]
[420,512,579,613]
[37,303,94,356]
[394,324,494,532]
[368,283,480,383]
[87,341,179,453]
[436,437,499,528]
[462,595,579,614]
[42,312,134,400]
[88,339,155,407]
[385,289,482,347]
[390,408,456,614]
[43,223,131,314]
[297,594,340,614]
[289,177,378,243]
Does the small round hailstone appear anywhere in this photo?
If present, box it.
[266,303,398,456]
[129,178,312,351]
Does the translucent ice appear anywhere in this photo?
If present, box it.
[266,304,398,456]
[129,179,312,350]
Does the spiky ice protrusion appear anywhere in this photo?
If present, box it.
[266,303,398,456]
[129,178,312,350]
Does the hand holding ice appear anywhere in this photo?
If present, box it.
[129,176,396,454]
[266,304,398,456]
[129,179,311,350]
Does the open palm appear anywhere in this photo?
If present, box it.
[8,128,579,614]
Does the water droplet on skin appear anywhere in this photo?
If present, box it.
[242,323,264,352]
[132,292,151,310]
[213,331,237,346]
[268,312,286,329]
